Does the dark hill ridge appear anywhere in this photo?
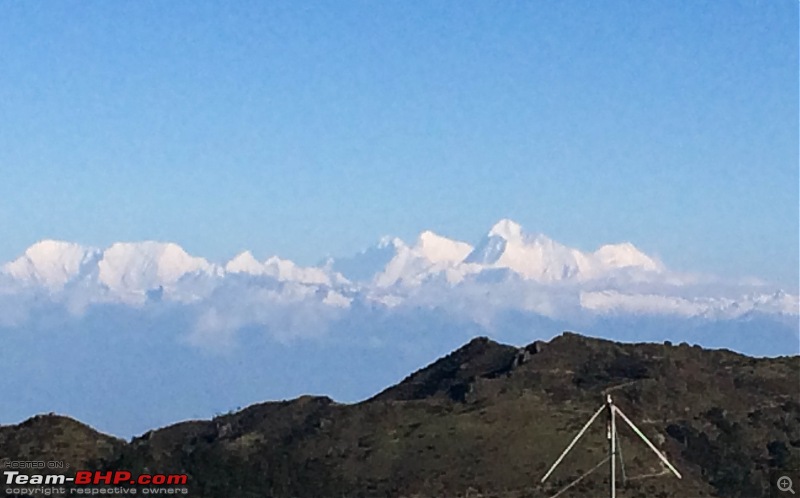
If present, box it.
[0,414,123,470]
[371,336,523,402]
[2,332,799,498]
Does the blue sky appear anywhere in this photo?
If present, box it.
[1,1,797,288]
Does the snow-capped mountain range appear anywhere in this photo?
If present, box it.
[2,219,795,321]
[2,220,797,437]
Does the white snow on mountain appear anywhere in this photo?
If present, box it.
[1,220,795,335]
[2,240,101,291]
[593,243,662,272]
[464,219,661,282]
[580,289,799,318]
[373,231,473,287]
[1,220,796,442]
[466,221,585,281]
[226,251,333,285]
[415,230,473,265]
[98,242,218,301]
[581,290,726,318]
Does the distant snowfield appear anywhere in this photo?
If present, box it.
[1,219,797,438]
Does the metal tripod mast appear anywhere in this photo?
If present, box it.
[608,395,616,498]
[540,394,681,498]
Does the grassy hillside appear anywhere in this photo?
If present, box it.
[2,332,798,497]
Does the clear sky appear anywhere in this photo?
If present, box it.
[0,1,797,288]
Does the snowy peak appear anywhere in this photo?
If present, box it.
[329,221,666,287]
[593,243,662,272]
[468,219,555,264]
[98,241,214,295]
[414,231,472,265]
[488,218,524,242]
[371,231,474,287]
[465,220,664,282]
[2,240,218,297]
[226,251,332,285]
[0,229,795,324]
[261,255,331,285]
[466,220,577,280]
[0,226,667,294]
[2,240,100,290]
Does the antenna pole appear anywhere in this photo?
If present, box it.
[542,394,681,498]
[607,395,616,498]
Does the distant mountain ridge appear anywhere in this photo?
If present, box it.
[1,219,794,319]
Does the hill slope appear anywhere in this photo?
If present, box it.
[2,332,799,497]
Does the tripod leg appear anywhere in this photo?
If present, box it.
[613,406,682,479]
[541,404,606,484]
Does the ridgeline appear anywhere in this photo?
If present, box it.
[2,332,798,497]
